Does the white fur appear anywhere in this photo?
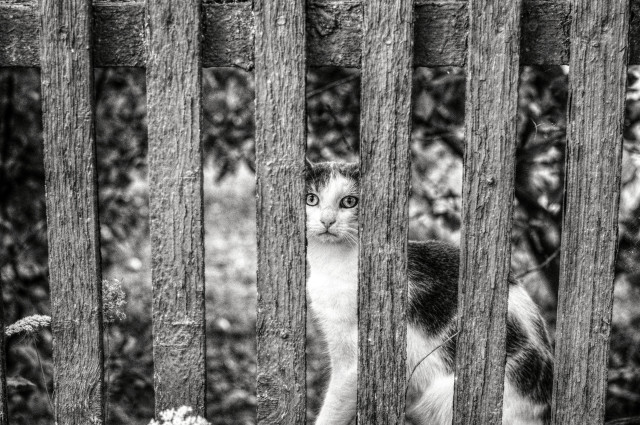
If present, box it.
[306,173,546,425]
[508,285,543,344]
[307,240,358,425]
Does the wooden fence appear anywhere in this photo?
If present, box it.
[0,0,632,424]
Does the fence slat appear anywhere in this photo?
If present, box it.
[0,287,7,425]
[551,1,630,424]
[254,0,307,423]
[452,1,522,424]
[39,0,104,422]
[358,1,412,423]
[146,0,206,414]
[3,0,608,68]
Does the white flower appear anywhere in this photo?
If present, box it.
[102,278,126,323]
[149,406,210,425]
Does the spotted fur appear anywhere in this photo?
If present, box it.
[306,161,553,425]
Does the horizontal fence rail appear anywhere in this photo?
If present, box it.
[9,0,640,67]
[551,1,629,424]
[39,0,105,423]
[453,0,522,423]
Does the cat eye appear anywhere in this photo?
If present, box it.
[306,193,319,206]
[340,196,358,208]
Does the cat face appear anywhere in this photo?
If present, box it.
[305,161,360,245]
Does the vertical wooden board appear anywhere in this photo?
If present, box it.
[551,1,629,424]
[253,0,307,423]
[453,1,522,424]
[146,0,206,414]
[39,0,104,423]
[358,1,412,424]
[0,288,7,425]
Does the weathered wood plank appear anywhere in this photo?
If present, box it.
[307,1,362,68]
[520,0,569,65]
[94,2,145,67]
[357,0,412,423]
[413,1,468,67]
[0,2,39,67]
[551,1,629,424]
[146,0,206,414]
[0,0,602,68]
[0,287,7,425]
[452,0,522,424]
[202,2,253,70]
[631,0,640,66]
[39,0,104,423]
[254,0,307,422]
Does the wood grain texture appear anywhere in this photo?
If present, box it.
[202,2,253,70]
[94,2,145,67]
[414,1,468,67]
[452,0,522,424]
[253,0,307,422]
[520,0,569,65]
[551,1,629,424]
[0,287,7,425]
[358,0,412,423]
[2,0,616,68]
[146,0,206,414]
[39,0,104,423]
[307,0,362,67]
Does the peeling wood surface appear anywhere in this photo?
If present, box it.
[39,0,104,423]
[1,0,603,68]
[357,0,412,423]
[254,0,307,423]
[0,285,7,425]
[551,1,629,424]
[452,0,522,424]
[146,0,206,415]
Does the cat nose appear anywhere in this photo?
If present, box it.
[321,217,336,229]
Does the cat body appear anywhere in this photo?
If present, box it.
[306,161,553,425]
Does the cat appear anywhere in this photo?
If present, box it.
[305,161,553,425]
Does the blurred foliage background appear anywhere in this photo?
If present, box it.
[1,65,640,424]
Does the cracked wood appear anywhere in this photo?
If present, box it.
[358,0,412,423]
[453,0,522,424]
[551,1,629,424]
[3,0,610,68]
[146,0,206,414]
[254,0,307,423]
[39,0,104,423]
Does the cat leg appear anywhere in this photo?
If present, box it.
[406,374,454,425]
[315,367,357,425]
